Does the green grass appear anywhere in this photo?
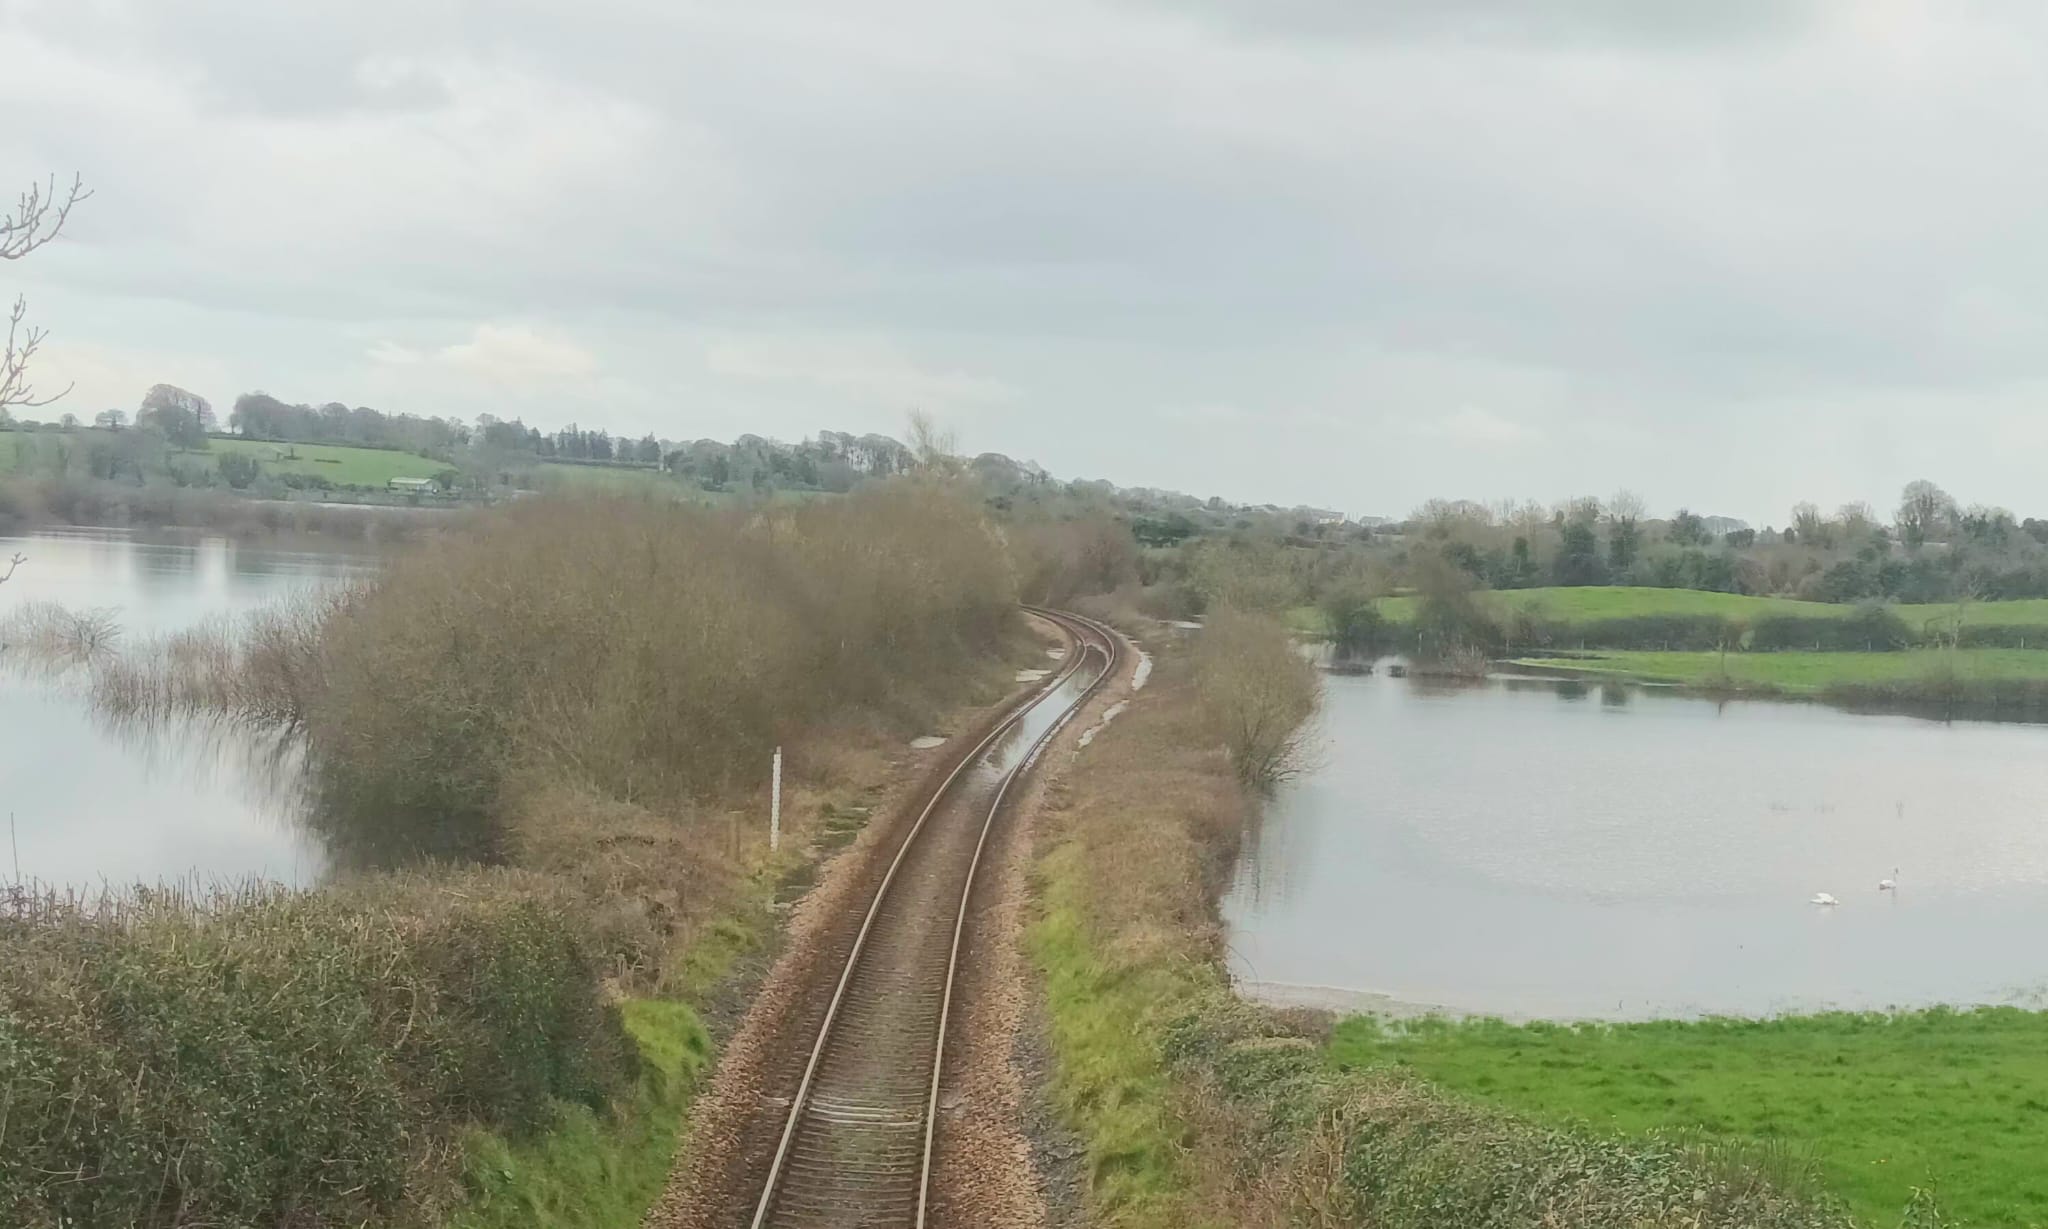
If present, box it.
[1512,648,2048,692]
[1328,1009,2048,1228]
[526,462,837,506]
[1292,587,2048,636]
[529,461,675,494]
[450,999,711,1229]
[1,428,446,486]
[200,437,447,485]
[1029,840,1211,1226]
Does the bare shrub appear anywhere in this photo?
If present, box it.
[1192,607,1320,786]
[295,482,1016,863]
[0,600,121,675]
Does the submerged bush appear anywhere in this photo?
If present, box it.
[1192,607,1320,787]
[96,484,1020,865]
[0,876,629,1229]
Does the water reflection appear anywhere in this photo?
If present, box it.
[0,529,371,889]
[1225,667,2048,1020]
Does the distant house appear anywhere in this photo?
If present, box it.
[388,476,435,493]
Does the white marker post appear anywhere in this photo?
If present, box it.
[770,745,782,851]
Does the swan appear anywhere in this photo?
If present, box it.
[1878,868,1899,891]
[1810,892,1839,907]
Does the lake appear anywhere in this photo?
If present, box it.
[0,527,371,890]
[1224,666,2048,1020]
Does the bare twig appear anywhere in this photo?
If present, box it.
[1,174,89,411]
[0,553,23,585]
[0,174,90,263]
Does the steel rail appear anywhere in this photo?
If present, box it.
[748,608,1120,1229]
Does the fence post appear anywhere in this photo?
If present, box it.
[770,746,782,852]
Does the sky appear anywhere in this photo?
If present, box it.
[7,0,2048,524]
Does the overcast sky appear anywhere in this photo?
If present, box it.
[8,0,2048,523]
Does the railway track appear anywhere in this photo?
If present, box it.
[745,607,1120,1229]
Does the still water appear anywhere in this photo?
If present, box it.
[0,528,371,889]
[1225,668,2048,1020]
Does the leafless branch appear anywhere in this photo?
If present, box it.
[0,554,25,586]
[1,174,89,263]
[1,296,70,409]
[0,174,89,411]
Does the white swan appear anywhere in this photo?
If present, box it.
[1878,868,1898,891]
[1810,892,1839,906]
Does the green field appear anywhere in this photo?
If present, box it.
[1329,1010,2048,1227]
[198,438,446,485]
[2,428,447,487]
[528,461,676,494]
[1513,648,2048,693]
[1291,586,2048,637]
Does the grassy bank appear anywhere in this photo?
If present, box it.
[1514,647,2048,708]
[1031,620,1845,1228]
[1292,586,2048,644]
[0,475,439,539]
[451,1000,712,1229]
[1331,1010,2048,1226]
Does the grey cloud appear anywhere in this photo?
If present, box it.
[1124,0,1823,46]
[10,0,2048,521]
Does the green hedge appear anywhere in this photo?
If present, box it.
[0,875,631,1229]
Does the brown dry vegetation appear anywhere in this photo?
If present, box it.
[1031,627,1853,1229]
[1189,609,1319,786]
[1,482,1032,1226]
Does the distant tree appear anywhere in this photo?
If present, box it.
[1553,519,1605,586]
[1896,480,1955,547]
[1506,535,1539,587]
[1319,583,1387,659]
[1667,508,1711,546]
[907,409,960,475]
[1790,501,1826,546]
[1723,527,1757,548]
[94,408,125,431]
[1836,501,1877,542]
[57,411,78,430]
[1958,505,2015,547]
[2,174,91,413]
[1606,490,1644,572]
[1560,495,1604,526]
[138,383,213,449]
[215,451,260,489]
[1412,552,1502,658]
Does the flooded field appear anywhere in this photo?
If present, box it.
[0,528,371,889]
[1225,666,2048,1020]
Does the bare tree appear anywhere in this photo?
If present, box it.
[1790,501,1827,546]
[1896,479,1955,547]
[1837,501,1877,540]
[905,408,959,474]
[2,174,91,412]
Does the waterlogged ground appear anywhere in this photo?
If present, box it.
[0,528,371,888]
[1225,666,2048,1020]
